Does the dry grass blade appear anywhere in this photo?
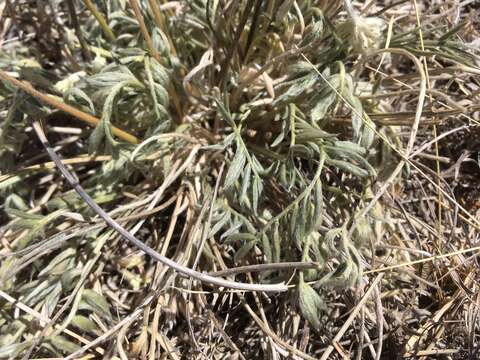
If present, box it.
[0,70,139,144]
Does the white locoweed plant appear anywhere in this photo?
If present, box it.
[0,0,478,357]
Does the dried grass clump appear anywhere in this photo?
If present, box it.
[1,0,480,358]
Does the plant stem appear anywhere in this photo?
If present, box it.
[66,0,92,62]
[128,0,183,120]
[147,0,177,56]
[129,0,159,60]
[82,0,116,42]
[0,69,139,144]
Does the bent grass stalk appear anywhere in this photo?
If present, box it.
[32,120,287,293]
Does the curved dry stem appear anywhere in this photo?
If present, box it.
[32,120,288,293]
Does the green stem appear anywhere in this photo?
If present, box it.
[261,150,326,234]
